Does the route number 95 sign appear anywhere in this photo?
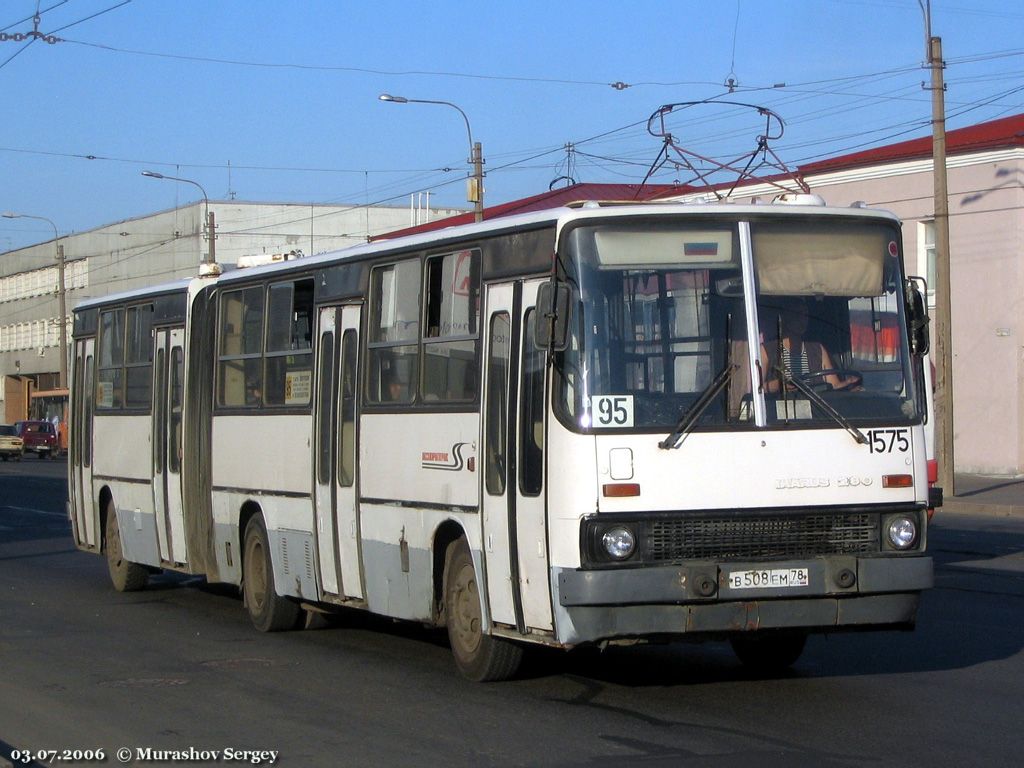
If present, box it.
[591,395,635,428]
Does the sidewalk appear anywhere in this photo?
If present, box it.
[941,473,1024,517]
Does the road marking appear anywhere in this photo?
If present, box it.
[0,505,67,518]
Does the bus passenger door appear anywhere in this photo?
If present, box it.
[335,307,363,599]
[515,280,553,631]
[314,305,364,600]
[152,327,188,565]
[71,337,98,548]
[481,280,553,633]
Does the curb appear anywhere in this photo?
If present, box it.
[940,499,1024,518]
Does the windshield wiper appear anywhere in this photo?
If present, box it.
[659,364,739,450]
[773,365,868,445]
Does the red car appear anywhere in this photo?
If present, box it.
[15,420,58,459]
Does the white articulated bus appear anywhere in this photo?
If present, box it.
[69,196,936,680]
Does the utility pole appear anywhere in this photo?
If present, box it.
[923,10,955,496]
[207,208,217,264]
[469,141,485,223]
[56,243,67,390]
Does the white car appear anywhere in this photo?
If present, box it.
[0,424,24,461]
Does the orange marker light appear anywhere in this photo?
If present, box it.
[882,474,913,488]
[602,483,641,498]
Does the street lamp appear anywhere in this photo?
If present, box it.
[142,170,218,269]
[379,93,485,222]
[2,211,67,390]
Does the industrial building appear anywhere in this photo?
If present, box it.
[0,199,463,425]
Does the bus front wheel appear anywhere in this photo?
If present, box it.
[104,502,148,592]
[242,516,302,632]
[443,538,523,682]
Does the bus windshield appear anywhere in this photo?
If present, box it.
[555,216,923,433]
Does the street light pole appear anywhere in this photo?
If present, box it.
[142,170,218,268]
[2,211,67,390]
[379,93,485,222]
[918,0,955,496]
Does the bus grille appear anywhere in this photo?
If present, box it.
[646,512,879,562]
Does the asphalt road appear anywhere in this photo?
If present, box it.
[2,459,1023,768]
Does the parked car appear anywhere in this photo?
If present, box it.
[0,424,23,461]
[15,420,58,459]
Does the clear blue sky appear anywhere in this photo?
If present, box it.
[1,0,1022,251]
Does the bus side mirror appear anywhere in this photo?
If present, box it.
[535,282,571,352]
[906,278,930,356]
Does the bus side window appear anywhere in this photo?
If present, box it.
[316,331,335,485]
[97,308,125,409]
[124,304,155,409]
[218,287,264,407]
[169,347,184,473]
[423,249,479,402]
[265,279,314,407]
[95,304,156,411]
[338,330,357,487]
[367,261,420,404]
[520,308,544,496]
[485,312,510,495]
[83,354,93,467]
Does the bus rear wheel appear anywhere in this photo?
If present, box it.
[104,502,148,592]
[443,538,523,682]
[730,630,807,673]
[242,516,302,632]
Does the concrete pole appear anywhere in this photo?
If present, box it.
[928,34,955,496]
[471,141,485,222]
[57,243,67,390]
[206,208,217,264]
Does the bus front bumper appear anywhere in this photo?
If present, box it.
[552,555,932,646]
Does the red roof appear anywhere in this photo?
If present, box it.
[800,113,1024,175]
[375,114,1024,239]
[371,182,687,240]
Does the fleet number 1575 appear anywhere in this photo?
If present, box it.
[867,428,909,454]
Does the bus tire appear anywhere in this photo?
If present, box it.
[104,502,148,592]
[443,538,523,682]
[730,630,807,673]
[242,516,302,632]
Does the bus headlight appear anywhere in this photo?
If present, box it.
[601,526,637,560]
[886,516,918,550]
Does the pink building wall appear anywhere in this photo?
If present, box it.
[807,151,1024,475]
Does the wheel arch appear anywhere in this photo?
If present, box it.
[432,518,470,626]
[238,499,302,632]
[237,499,264,569]
[97,485,114,553]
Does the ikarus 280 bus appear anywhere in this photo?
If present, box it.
[69,195,936,680]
